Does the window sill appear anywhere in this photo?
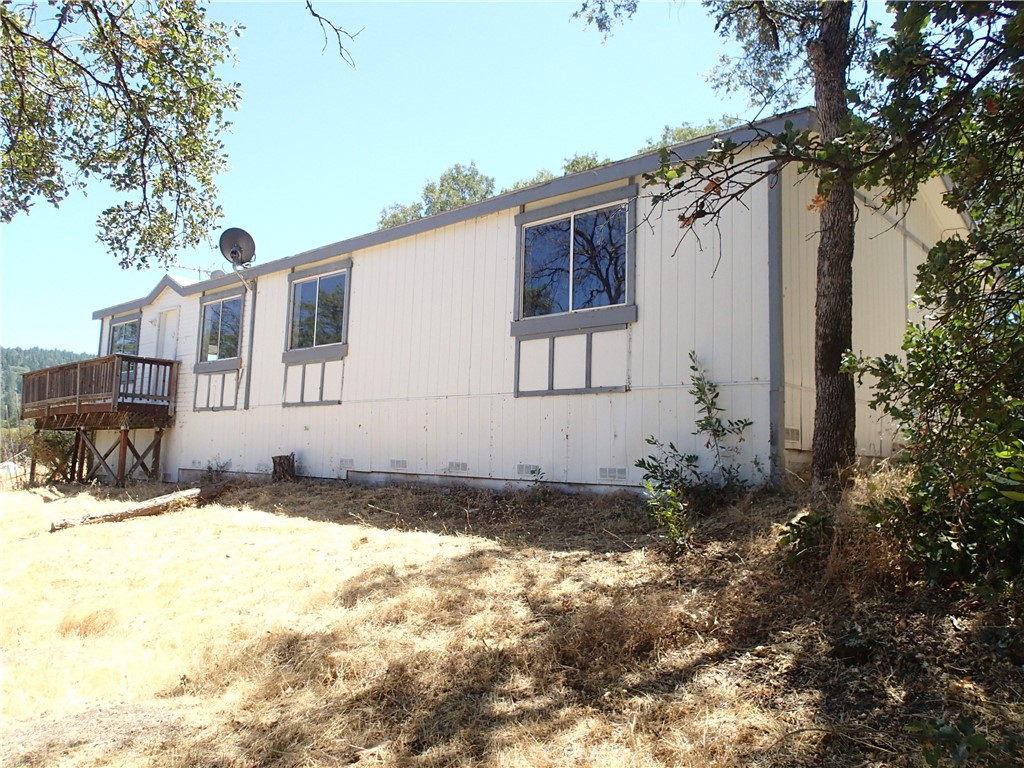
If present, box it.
[517,385,628,398]
[510,304,637,338]
[193,358,242,374]
[282,343,347,365]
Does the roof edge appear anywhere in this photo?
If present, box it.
[92,274,189,319]
[96,107,817,316]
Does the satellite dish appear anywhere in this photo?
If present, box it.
[219,227,256,268]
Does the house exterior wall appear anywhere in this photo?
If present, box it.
[780,168,966,465]
[94,164,776,488]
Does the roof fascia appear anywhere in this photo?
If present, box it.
[102,107,815,312]
[271,108,817,273]
[92,274,188,319]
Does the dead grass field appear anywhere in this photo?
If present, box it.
[1,478,1021,767]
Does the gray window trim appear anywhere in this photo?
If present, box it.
[108,313,142,356]
[290,257,353,282]
[767,167,785,487]
[285,258,353,360]
[192,370,240,412]
[200,285,245,305]
[513,329,631,397]
[511,304,637,338]
[517,385,628,398]
[195,291,245,367]
[512,184,638,338]
[193,358,242,374]
[282,343,347,365]
[281,360,344,406]
[282,399,343,408]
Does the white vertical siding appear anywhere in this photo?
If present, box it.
[780,165,964,461]
[101,159,783,488]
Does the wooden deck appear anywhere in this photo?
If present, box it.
[21,355,179,431]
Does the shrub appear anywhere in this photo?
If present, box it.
[853,237,1024,591]
[636,351,754,551]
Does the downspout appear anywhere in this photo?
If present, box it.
[243,277,258,410]
[767,167,785,487]
[97,319,105,356]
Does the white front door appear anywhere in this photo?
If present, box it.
[157,309,180,360]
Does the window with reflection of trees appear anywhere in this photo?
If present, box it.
[110,318,140,355]
[200,296,242,361]
[290,271,347,349]
[522,202,628,318]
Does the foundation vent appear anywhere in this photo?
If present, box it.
[337,458,355,469]
[447,461,469,473]
[516,463,541,476]
[599,467,629,482]
[390,459,408,470]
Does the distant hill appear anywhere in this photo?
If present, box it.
[1,347,93,426]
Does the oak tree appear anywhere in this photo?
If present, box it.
[378,162,497,229]
[580,0,874,494]
[1,1,353,269]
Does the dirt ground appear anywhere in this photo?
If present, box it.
[1,479,1021,767]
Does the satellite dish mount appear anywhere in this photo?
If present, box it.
[219,227,256,290]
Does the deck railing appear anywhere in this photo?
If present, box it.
[21,355,179,420]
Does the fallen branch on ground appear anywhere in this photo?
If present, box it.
[49,483,236,533]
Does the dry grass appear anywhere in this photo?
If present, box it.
[1,477,1022,767]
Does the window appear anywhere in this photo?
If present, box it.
[200,295,242,362]
[110,317,140,356]
[290,271,347,349]
[522,201,628,318]
[283,260,352,364]
[512,184,637,338]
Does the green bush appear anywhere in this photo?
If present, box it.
[636,351,754,551]
[907,716,1022,767]
[855,230,1024,591]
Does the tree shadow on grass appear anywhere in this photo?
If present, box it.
[165,543,700,766]
[39,480,1023,766]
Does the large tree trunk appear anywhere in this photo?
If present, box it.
[809,1,857,496]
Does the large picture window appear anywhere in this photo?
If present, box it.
[522,201,628,318]
[110,317,140,356]
[290,270,347,349]
[512,185,637,339]
[200,295,242,361]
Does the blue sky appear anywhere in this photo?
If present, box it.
[1,0,757,353]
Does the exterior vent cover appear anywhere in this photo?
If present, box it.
[599,467,628,482]
[390,459,408,470]
[447,461,469,473]
[784,427,802,445]
[516,463,541,476]
[337,458,355,469]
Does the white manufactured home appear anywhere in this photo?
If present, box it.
[23,110,965,488]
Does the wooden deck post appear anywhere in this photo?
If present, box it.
[29,427,39,486]
[152,428,163,481]
[117,427,129,487]
[76,429,89,482]
[69,430,81,483]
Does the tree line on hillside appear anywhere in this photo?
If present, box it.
[1,347,93,426]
